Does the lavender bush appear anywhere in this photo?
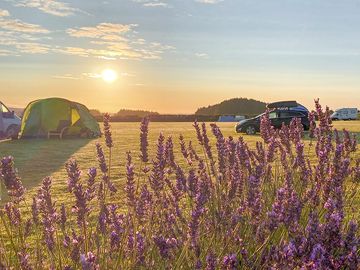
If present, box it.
[0,100,359,269]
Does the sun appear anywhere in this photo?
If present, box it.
[101,69,117,83]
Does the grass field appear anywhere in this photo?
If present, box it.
[1,121,359,205]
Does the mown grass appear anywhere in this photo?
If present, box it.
[0,121,359,208]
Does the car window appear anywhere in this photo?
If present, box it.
[279,111,292,118]
[269,112,277,119]
[1,103,10,113]
[279,111,304,118]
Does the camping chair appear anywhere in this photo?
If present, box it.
[47,120,71,139]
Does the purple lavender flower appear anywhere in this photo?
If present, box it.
[0,156,25,203]
[139,117,149,163]
[201,122,215,173]
[70,232,83,263]
[72,183,89,228]
[136,231,145,265]
[175,165,186,193]
[66,159,82,192]
[125,152,135,207]
[193,120,203,145]
[165,136,176,168]
[80,252,98,270]
[85,167,97,201]
[103,113,113,148]
[31,196,39,225]
[96,143,108,175]
[60,203,67,231]
[37,176,57,252]
[222,253,238,270]
[18,250,32,270]
[135,184,152,221]
[179,134,189,159]
[153,235,178,259]
[260,109,273,144]
[308,111,316,138]
[210,123,227,175]
[305,243,328,269]
[206,251,217,270]
[96,143,117,194]
[148,133,166,194]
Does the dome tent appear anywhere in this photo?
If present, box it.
[20,98,101,138]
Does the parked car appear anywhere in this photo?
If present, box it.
[235,101,310,135]
[0,101,21,139]
[331,108,358,121]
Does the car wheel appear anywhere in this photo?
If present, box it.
[6,125,19,139]
[245,125,256,135]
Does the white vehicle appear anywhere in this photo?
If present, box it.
[0,101,21,139]
[331,108,358,121]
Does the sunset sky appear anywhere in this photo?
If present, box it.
[1,0,360,113]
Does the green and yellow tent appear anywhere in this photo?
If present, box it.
[20,98,101,138]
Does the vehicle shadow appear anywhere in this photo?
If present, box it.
[0,138,93,201]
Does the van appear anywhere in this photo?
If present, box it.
[331,108,358,121]
[0,101,21,139]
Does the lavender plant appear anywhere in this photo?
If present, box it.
[0,101,359,269]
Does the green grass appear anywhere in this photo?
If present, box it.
[0,121,359,206]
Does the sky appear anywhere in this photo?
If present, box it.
[0,0,360,113]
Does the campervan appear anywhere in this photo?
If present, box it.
[331,108,358,121]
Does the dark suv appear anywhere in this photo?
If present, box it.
[235,101,310,135]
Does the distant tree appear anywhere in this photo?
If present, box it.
[114,109,159,118]
[89,109,102,117]
[195,98,266,116]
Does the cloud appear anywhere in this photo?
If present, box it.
[64,22,174,60]
[67,23,135,39]
[196,0,223,3]
[0,48,13,56]
[12,0,79,17]
[0,9,10,17]
[0,9,51,55]
[143,2,168,7]
[133,0,169,7]
[15,42,50,53]
[195,52,209,59]
[52,74,81,80]
[0,10,49,33]
[53,71,135,80]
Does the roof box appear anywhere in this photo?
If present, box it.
[267,101,298,109]
[267,100,309,113]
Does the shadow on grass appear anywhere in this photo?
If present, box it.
[0,138,92,201]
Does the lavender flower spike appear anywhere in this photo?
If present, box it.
[103,112,113,148]
[140,116,149,163]
[0,156,26,203]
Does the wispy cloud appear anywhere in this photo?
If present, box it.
[12,0,80,17]
[195,52,209,59]
[133,0,169,8]
[67,23,135,39]
[0,10,49,33]
[143,2,168,7]
[0,48,13,56]
[0,9,10,17]
[0,9,51,54]
[52,74,81,80]
[64,22,174,60]
[53,71,135,80]
[196,0,223,4]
